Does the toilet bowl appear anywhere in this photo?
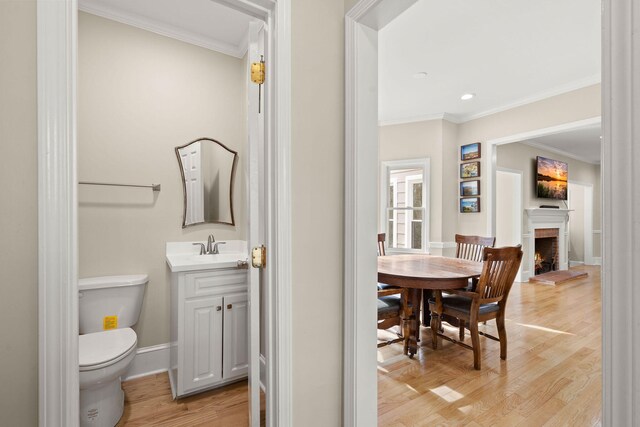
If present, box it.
[78,274,148,427]
[79,328,137,426]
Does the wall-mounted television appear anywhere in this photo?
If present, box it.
[536,156,568,200]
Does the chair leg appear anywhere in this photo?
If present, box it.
[459,320,465,341]
[469,321,481,370]
[497,312,507,360]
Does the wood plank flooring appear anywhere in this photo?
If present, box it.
[116,375,259,426]
[378,265,602,426]
[118,265,601,426]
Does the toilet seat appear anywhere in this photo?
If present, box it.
[80,328,137,372]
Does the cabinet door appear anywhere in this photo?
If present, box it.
[223,293,249,380]
[183,296,223,393]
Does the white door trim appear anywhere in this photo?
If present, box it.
[37,1,79,425]
[601,0,640,423]
[37,1,292,426]
[346,0,639,426]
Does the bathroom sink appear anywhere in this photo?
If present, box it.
[166,241,248,272]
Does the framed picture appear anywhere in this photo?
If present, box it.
[460,180,480,196]
[461,142,481,160]
[460,197,481,213]
[460,161,481,179]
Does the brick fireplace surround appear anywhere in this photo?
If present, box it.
[524,208,570,281]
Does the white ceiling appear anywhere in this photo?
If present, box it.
[79,0,253,58]
[522,124,601,164]
[379,0,601,124]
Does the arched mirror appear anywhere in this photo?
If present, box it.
[175,137,238,227]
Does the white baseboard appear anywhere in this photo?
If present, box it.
[123,342,171,381]
[592,257,602,266]
[428,241,456,249]
[569,260,585,267]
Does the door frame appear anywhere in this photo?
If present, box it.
[568,180,596,266]
[495,168,523,281]
[37,1,292,426]
[345,1,640,426]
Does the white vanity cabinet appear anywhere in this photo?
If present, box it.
[169,267,248,398]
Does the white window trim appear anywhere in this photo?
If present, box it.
[379,158,430,254]
[388,178,398,248]
[405,174,424,250]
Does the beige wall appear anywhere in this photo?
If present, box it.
[379,119,461,257]
[496,142,602,261]
[378,85,601,266]
[0,1,38,425]
[379,120,444,242]
[457,84,601,235]
[291,0,345,424]
[78,13,247,347]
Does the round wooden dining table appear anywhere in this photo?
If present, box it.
[378,254,483,357]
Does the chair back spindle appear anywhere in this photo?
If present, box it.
[378,233,387,256]
[455,234,496,262]
[475,246,523,302]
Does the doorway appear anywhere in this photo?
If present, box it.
[344,0,627,425]
[496,169,523,281]
[37,0,292,425]
[568,181,595,266]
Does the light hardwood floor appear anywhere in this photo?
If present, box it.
[118,266,600,426]
[116,375,257,426]
[378,265,602,426]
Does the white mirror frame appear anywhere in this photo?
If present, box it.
[345,0,640,426]
[37,0,292,426]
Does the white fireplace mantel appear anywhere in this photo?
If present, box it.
[524,208,572,280]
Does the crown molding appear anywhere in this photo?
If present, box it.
[379,75,601,127]
[519,140,600,165]
[458,74,601,123]
[378,112,460,127]
[78,3,248,59]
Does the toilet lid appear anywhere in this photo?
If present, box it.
[79,328,137,368]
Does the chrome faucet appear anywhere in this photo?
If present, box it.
[212,241,226,254]
[192,242,206,255]
[206,234,215,254]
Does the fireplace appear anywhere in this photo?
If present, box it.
[534,228,559,275]
[525,208,570,280]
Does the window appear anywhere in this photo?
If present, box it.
[380,159,429,252]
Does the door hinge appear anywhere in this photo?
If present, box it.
[251,245,266,269]
[251,55,265,113]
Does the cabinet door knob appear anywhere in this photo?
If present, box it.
[227,304,233,310]
[216,306,222,311]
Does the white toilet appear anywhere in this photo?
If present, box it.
[78,274,148,427]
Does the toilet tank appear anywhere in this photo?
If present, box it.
[78,274,148,334]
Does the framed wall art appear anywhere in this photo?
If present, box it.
[461,142,481,160]
[460,197,480,213]
[460,161,481,179]
[460,180,480,196]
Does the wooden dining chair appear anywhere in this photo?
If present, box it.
[455,234,496,263]
[422,234,496,327]
[428,245,523,370]
[377,233,409,349]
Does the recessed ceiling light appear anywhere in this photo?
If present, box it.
[413,72,428,79]
[461,93,475,101]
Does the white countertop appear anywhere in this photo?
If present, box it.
[166,240,249,272]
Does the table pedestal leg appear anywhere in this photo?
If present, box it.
[430,290,443,349]
[406,288,422,358]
